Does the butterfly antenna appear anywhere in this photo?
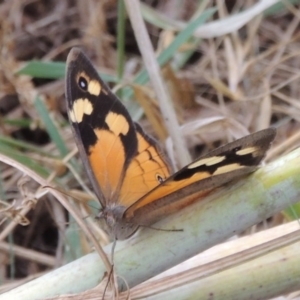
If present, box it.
[111,238,117,263]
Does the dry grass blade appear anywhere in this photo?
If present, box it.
[0,241,55,267]
[0,153,112,275]
[124,0,191,167]
[193,0,281,37]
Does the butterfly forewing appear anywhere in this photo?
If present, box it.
[65,48,171,209]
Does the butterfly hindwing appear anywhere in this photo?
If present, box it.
[124,128,276,225]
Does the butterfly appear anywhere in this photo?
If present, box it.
[65,47,276,240]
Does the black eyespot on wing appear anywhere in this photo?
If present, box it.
[78,76,88,91]
[156,174,164,184]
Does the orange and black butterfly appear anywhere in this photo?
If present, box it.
[65,48,276,240]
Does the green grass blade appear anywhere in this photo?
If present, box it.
[133,7,216,87]
[17,61,118,82]
[117,0,126,80]
[34,95,68,157]
[140,2,186,30]
[0,135,54,156]
[17,61,66,79]
[2,118,31,127]
[0,143,50,178]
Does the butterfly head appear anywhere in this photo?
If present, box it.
[98,206,139,240]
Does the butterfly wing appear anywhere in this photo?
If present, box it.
[65,48,171,208]
[124,128,276,225]
[119,123,171,205]
[66,48,276,240]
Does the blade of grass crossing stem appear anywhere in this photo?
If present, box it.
[3,118,31,127]
[17,61,117,82]
[17,61,66,79]
[0,135,55,157]
[34,96,82,177]
[0,143,50,178]
[34,95,68,157]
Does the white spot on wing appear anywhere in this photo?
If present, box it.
[236,147,257,156]
[213,163,243,175]
[188,156,225,169]
[88,79,101,96]
[105,112,129,136]
[69,98,93,123]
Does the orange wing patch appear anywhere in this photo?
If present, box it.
[127,169,212,212]
[89,128,126,201]
[119,130,171,207]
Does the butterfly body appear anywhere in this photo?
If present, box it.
[65,48,276,240]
